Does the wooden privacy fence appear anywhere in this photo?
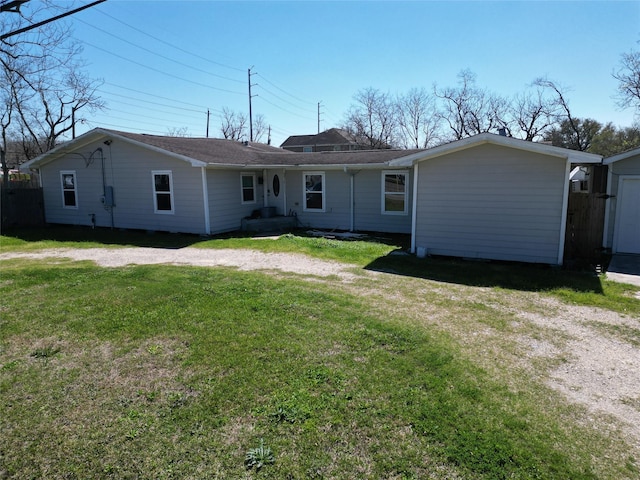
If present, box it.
[564,192,606,262]
[1,187,45,229]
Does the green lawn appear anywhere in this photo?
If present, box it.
[1,227,639,478]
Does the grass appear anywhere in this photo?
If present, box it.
[0,257,638,478]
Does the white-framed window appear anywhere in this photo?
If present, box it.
[241,173,257,204]
[152,170,174,214]
[60,170,78,209]
[381,171,408,215]
[303,172,325,212]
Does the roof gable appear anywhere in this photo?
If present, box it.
[390,133,602,167]
[603,146,640,165]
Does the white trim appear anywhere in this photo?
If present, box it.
[603,147,640,165]
[390,132,602,167]
[602,166,613,249]
[381,170,408,215]
[350,172,354,231]
[411,163,418,253]
[557,159,571,265]
[240,173,257,204]
[22,128,208,170]
[303,171,325,212]
[60,170,78,209]
[612,175,640,254]
[262,169,268,207]
[201,167,210,234]
[152,170,175,214]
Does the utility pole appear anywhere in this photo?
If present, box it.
[317,101,323,134]
[71,106,76,139]
[248,67,258,142]
[206,109,210,138]
[267,125,271,145]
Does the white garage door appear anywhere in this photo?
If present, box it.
[616,178,640,254]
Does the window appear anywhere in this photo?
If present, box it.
[60,171,78,209]
[304,172,324,211]
[382,171,408,215]
[241,173,256,204]
[302,146,313,153]
[152,170,174,214]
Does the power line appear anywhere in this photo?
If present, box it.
[1,0,106,40]
[75,17,245,85]
[104,82,212,111]
[100,89,214,115]
[256,83,314,113]
[81,40,245,95]
[256,95,315,121]
[256,73,315,106]
[94,6,245,74]
[100,100,205,122]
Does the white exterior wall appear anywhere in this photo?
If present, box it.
[207,169,265,234]
[414,144,566,264]
[604,154,640,251]
[39,139,207,234]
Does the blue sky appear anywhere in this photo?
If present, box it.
[48,0,640,146]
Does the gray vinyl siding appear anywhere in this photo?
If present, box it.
[282,168,412,233]
[285,170,351,230]
[40,139,207,234]
[352,169,412,233]
[604,154,640,248]
[207,169,265,234]
[414,144,566,264]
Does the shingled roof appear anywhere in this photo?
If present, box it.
[280,128,362,148]
[23,128,425,169]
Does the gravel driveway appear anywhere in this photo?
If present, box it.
[2,246,639,452]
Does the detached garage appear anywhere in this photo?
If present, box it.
[391,134,601,265]
[603,148,640,254]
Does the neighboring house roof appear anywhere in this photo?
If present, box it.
[21,128,425,170]
[603,146,640,164]
[280,128,361,148]
[389,132,602,167]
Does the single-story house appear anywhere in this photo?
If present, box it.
[603,147,640,254]
[21,129,601,265]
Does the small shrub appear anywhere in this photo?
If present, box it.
[244,438,275,471]
[30,345,60,359]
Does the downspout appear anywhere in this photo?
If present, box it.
[201,167,211,234]
[602,163,613,250]
[557,158,571,266]
[411,163,419,254]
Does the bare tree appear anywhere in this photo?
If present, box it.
[166,126,190,137]
[435,69,508,141]
[613,47,640,113]
[0,0,104,186]
[507,84,562,141]
[534,77,591,150]
[220,107,247,141]
[343,87,397,149]
[396,87,441,149]
[252,114,268,143]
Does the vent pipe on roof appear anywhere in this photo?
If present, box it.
[498,127,507,137]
